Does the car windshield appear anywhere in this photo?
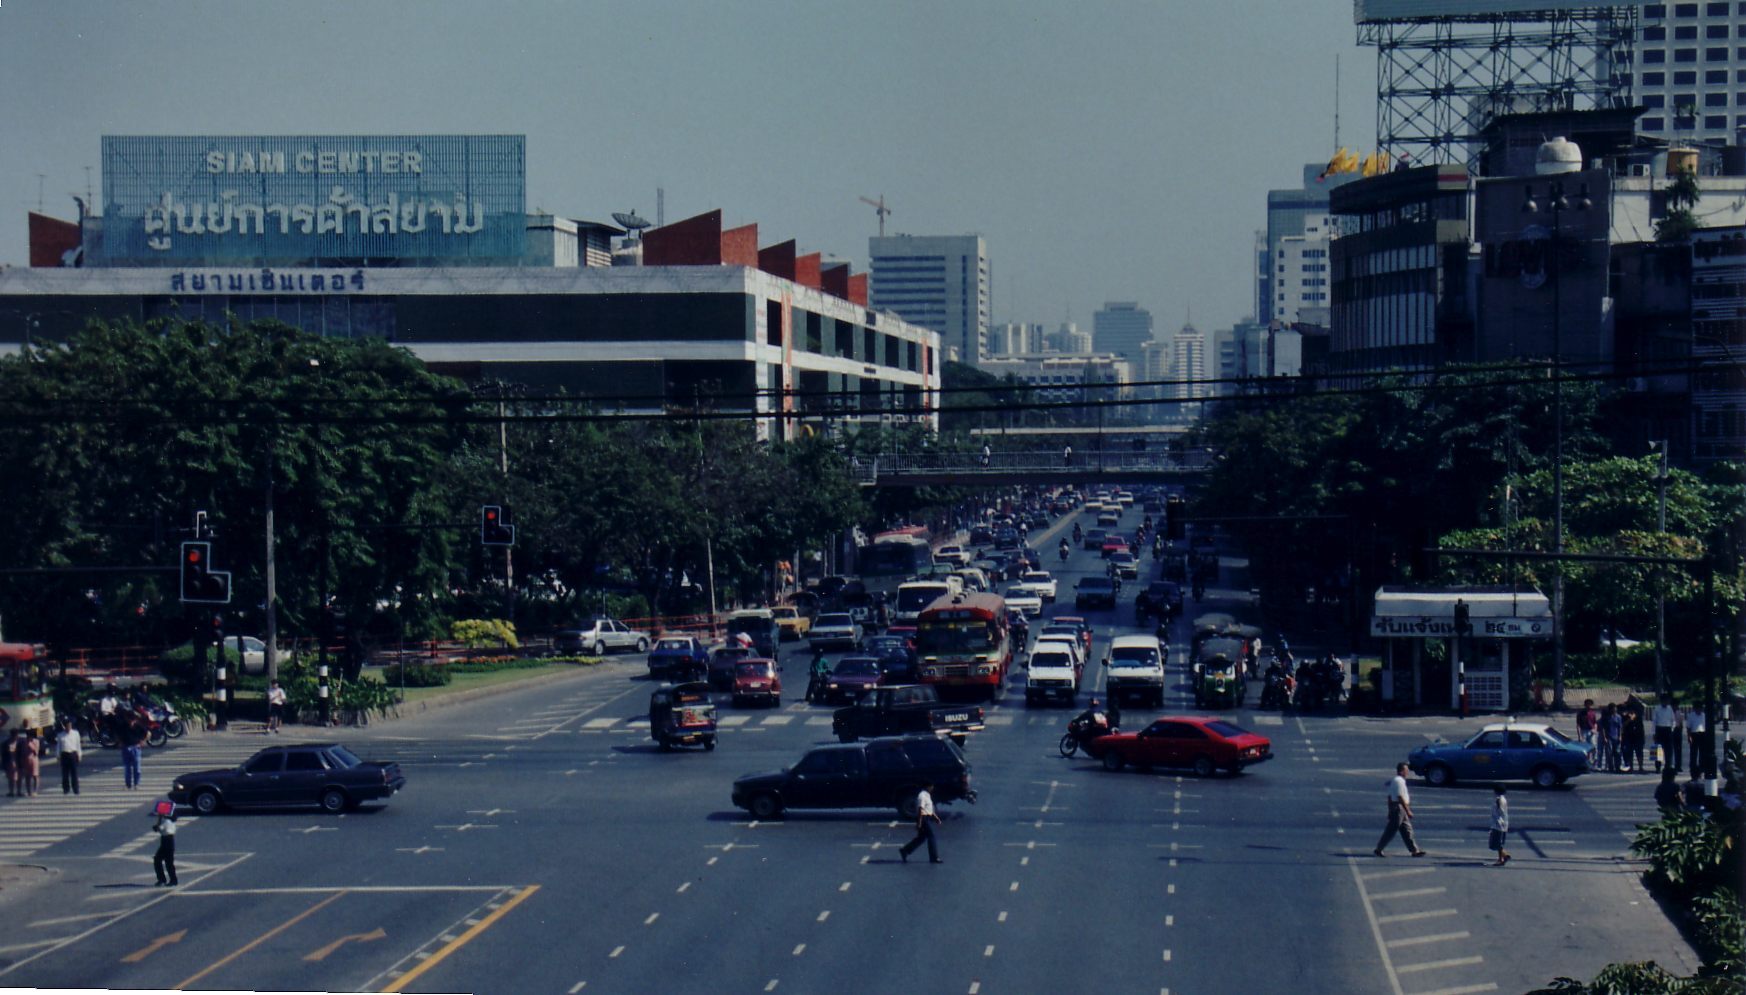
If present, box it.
[1032,651,1074,668]
[916,620,999,653]
[834,659,881,676]
[1203,721,1248,739]
[1022,572,1050,583]
[1541,726,1572,743]
[816,614,852,627]
[1110,647,1160,667]
[1004,588,1035,599]
[326,745,363,768]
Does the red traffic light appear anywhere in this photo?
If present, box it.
[185,548,203,566]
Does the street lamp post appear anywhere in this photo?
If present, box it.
[1522,179,1591,711]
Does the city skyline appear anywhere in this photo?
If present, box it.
[0,0,1376,337]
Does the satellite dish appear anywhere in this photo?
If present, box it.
[612,211,651,231]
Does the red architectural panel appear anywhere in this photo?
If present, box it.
[759,240,798,280]
[643,209,725,265]
[847,273,868,306]
[821,263,850,300]
[29,212,80,268]
[722,224,759,267]
[794,252,822,289]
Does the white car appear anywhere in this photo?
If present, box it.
[1025,646,1082,705]
[1014,571,1058,602]
[1003,588,1043,618]
[933,545,971,567]
[808,613,863,649]
[1033,633,1085,671]
[1597,628,1645,651]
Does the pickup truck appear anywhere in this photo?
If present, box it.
[831,684,985,744]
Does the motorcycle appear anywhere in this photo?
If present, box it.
[1058,714,1115,758]
[146,701,187,739]
[1058,542,1070,564]
[1071,524,1083,544]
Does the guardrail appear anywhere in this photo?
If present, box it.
[860,450,1212,481]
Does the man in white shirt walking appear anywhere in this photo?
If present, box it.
[899,782,943,864]
[1652,695,1682,774]
[1374,762,1426,858]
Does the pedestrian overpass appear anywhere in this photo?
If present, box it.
[851,450,1213,487]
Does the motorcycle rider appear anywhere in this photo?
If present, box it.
[1058,538,1070,563]
[1071,523,1083,545]
[806,646,832,703]
[97,685,122,741]
[1071,697,1112,740]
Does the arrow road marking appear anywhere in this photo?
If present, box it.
[305,926,386,962]
[121,929,186,963]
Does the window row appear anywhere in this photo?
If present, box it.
[1640,114,1746,129]
[1638,47,1744,63]
[1642,3,1746,16]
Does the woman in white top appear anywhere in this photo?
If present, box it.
[1489,784,1510,866]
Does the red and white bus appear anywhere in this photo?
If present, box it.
[914,592,1013,700]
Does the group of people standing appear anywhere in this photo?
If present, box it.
[1575,693,1706,776]
[3,727,44,797]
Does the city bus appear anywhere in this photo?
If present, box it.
[914,592,1013,701]
[859,534,933,599]
[894,579,955,626]
[0,643,55,739]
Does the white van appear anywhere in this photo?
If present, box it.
[894,580,953,625]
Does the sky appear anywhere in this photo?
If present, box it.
[0,0,1377,336]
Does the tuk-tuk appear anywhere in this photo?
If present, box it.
[1193,636,1248,709]
[1190,613,1237,657]
[650,682,717,751]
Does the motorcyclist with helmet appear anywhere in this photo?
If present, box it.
[806,646,832,704]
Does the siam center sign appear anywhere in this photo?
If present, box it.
[95,135,526,266]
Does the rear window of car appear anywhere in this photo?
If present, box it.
[901,736,965,767]
[1079,579,1113,590]
[736,662,773,676]
[656,639,691,650]
[834,659,881,676]
[327,745,363,768]
[1032,650,1074,667]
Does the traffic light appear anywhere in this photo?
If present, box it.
[480,505,516,546]
[209,613,225,648]
[1165,495,1186,541]
[1454,599,1471,635]
[178,542,232,604]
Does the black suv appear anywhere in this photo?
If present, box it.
[1136,580,1184,621]
[731,735,974,820]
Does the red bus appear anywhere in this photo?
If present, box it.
[914,592,1012,700]
[0,643,54,738]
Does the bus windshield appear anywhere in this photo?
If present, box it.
[916,619,999,654]
[862,540,929,577]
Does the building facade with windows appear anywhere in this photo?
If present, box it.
[1,135,941,439]
[868,234,990,367]
[1092,301,1155,368]
[1629,1,1746,143]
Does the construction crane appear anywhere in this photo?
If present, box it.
[858,195,891,237]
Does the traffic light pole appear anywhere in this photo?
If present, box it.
[318,531,331,728]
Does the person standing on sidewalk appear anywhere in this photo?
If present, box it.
[1622,698,1647,773]
[1600,704,1623,773]
[18,729,40,797]
[898,781,943,864]
[1576,699,1598,763]
[120,715,144,790]
[3,729,18,797]
[152,810,178,886]
[55,717,81,795]
[1489,785,1511,866]
[1652,694,1682,774]
[1374,762,1427,858]
[266,680,286,734]
[1686,704,1709,778]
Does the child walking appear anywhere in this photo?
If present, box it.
[1489,784,1511,866]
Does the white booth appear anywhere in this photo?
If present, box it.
[1370,586,1553,712]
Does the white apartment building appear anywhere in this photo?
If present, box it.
[1274,232,1333,326]
[868,234,990,367]
[1629,1,1746,144]
[1169,323,1208,403]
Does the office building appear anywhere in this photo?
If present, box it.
[1092,301,1155,368]
[1630,2,1746,144]
[2,134,942,439]
[868,234,990,367]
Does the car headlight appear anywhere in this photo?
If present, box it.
[172,781,184,791]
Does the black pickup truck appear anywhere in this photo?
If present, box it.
[731,735,974,819]
[831,684,985,744]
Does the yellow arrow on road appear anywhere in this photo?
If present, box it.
[122,929,187,963]
[304,926,387,962]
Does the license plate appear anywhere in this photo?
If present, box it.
[943,713,969,723]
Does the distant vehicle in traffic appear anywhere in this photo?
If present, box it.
[170,743,406,814]
[1105,634,1166,707]
[731,659,782,707]
[822,656,886,703]
[558,618,651,657]
[1074,577,1118,610]
[771,605,811,642]
[1083,716,1272,777]
[725,610,780,658]
[731,734,975,820]
[1408,722,1590,788]
[808,613,864,649]
[647,635,710,681]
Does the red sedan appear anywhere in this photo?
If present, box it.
[731,659,782,707]
[1083,716,1272,777]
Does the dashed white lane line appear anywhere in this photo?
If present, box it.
[582,718,617,729]
[983,945,995,957]
[968,982,981,994]
[1377,909,1459,925]
[997,911,1007,922]
[761,716,793,726]
[806,717,832,726]
[608,946,624,959]
[1395,956,1485,975]
[1368,887,1447,901]
[816,911,830,923]
[1009,881,1020,892]
[1162,949,1172,962]
[643,913,659,925]
[1386,932,1470,948]
[1408,984,1498,995]
[838,882,851,892]
[764,980,779,991]
[567,982,585,993]
[676,882,690,893]
[793,944,806,956]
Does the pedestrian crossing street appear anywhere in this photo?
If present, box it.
[0,738,262,860]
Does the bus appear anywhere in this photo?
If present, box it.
[0,643,55,739]
[861,536,933,598]
[893,579,955,626]
[914,592,1013,700]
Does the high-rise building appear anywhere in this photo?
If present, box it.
[1262,166,1358,322]
[1043,321,1092,354]
[1092,301,1155,367]
[868,234,990,366]
[1169,323,1208,406]
[1630,2,1746,144]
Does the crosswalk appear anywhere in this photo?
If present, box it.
[0,737,262,860]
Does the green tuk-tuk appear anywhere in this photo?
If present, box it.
[1190,613,1236,657]
[650,682,717,751]
[1193,636,1248,709]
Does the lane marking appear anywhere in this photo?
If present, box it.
[839,882,852,892]
[380,886,541,993]
[1368,887,1447,901]
[817,911,830,923]
[1377,909,1459,925]
[765,980,778,991]
[1163,949,1172,962]
[1386,932,1470,949]
[643,913,659,926]
[177,890,346,989]
[1408,984,1498,995]
[1347,857,1407,995]
[997,911,1007,923]
[1395,956,1485,975]
[1009,881,1020,892]
[677,882,690,894]
[1361,868,1437,882]
[793,944,806,956]
[568,983,586,993]
[609,946,624,959]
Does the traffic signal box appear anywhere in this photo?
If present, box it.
[1165,495,1186,541]
[480,505,516,546]
[179,542,232,604]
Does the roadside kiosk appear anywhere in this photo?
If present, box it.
[1369,587,1552,713]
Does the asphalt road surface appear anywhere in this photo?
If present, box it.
[0,514,1701,994]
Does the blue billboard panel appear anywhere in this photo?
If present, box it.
[95,135,526,265]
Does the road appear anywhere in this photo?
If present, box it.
[0,508,1700,994]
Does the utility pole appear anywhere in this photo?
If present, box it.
[264,454,278,683]
[1653,439,1669,694]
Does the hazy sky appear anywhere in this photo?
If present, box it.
[0,0,1376,335]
